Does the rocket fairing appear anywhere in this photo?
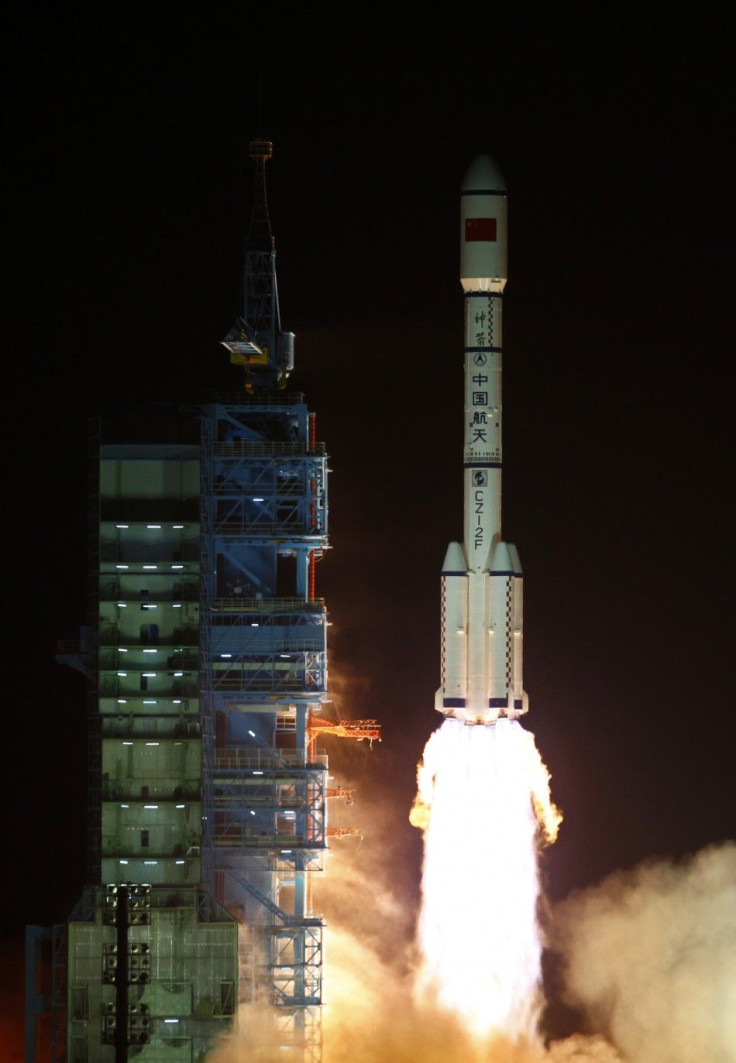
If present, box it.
[435,155,529,726]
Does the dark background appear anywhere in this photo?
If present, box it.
[4,2,735,1035]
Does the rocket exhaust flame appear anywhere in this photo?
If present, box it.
[411,718,561,1042]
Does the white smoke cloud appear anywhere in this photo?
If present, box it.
[320,750,735,1063]
[551,841,736,1063]
[547,1035,625,1061]
[209,734,734,1063]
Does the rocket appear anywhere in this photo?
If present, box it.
[435,155,529,726]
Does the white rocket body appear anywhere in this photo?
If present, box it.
[435,155,529,726]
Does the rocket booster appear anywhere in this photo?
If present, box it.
[435,155,529,726]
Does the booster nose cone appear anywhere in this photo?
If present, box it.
[462,154,507,194]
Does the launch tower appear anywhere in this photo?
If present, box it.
[27,140,332,1063]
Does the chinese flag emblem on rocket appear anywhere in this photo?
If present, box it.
[465,218,497,241]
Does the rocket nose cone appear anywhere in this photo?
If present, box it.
[462,154,506,193]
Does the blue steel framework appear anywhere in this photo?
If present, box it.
[200,395,329,1059]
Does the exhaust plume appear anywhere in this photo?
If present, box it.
[411,718,562,1041]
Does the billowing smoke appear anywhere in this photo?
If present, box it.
[551,841,736,1063]
[547,1036,624,1061]
[209,748,734,1063]
[317,741,734,1063]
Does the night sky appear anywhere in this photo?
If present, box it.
[4,4,735,1044]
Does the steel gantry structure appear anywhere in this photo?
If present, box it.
[199,388,330,1062]
[25,139,362,1063]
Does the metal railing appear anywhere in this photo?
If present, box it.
[213,597,325,613]
[213,750,327,771]
[214,441,326,456]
